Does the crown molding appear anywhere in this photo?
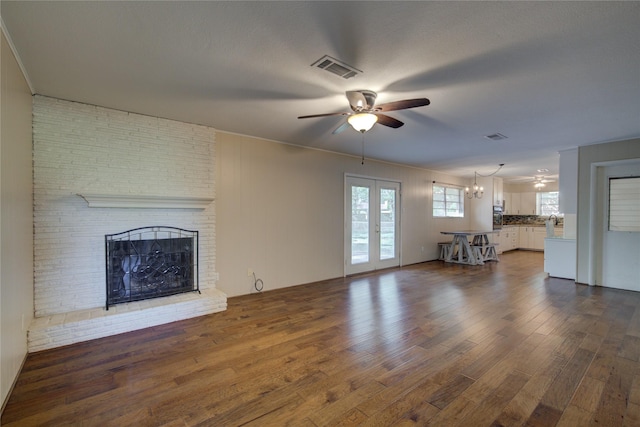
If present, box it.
[1,16,35,94]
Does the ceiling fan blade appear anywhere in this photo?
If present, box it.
[375,114,404,129]
[375,98,430,112]
[332,121,351,134]
[298,112,349,119]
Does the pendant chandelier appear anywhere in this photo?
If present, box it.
[465,172,484,199]
[464,165,504,199]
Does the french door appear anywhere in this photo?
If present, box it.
[345,176,401,275]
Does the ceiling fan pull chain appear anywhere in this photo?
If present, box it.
[361,134,365,165]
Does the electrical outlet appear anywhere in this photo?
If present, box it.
[247,268,253,277]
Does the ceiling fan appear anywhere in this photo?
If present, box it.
[531,175,556,189]
[297,90,430,134]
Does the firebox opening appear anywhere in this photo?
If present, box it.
[105,227,199,310]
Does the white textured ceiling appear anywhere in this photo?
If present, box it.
[2,1,639,181]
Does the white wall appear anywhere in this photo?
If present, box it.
[469,175,493,230]
[559,148,578,238]
[1,30,34,408]
[216,131,470,298]
[32,96,218,317]
[559,148,578,214]
[576,138,640,284]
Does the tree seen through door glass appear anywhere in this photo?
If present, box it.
[380,188,396,260]
[351,185,370,264]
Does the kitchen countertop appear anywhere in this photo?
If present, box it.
[503,224,563,228]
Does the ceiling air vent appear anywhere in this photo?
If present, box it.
[311,55,362,79]
[484,133,508,141]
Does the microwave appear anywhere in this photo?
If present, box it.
[493,206,503,230]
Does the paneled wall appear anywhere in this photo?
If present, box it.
[1,30,34,408]
[215,132,471,297]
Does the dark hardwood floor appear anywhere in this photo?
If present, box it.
[3,251,640,426]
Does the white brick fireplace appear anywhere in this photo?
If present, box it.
[29,96,227,352]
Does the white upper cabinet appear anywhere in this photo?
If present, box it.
[520,192,536,215]
[511,193,521,214]
[493,177,504,207]
[503,192,512,214]
[504,192,536,215]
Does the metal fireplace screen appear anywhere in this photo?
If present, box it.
[105,226,199,310]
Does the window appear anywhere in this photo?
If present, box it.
[433,184,464,217]
[536,191,560,216]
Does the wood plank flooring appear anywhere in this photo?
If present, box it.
[3,251,640,426]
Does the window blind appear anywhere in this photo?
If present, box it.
[609,176,640,232]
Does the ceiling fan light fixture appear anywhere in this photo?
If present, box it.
[348,113,378,133]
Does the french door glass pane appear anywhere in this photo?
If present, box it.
[351,185,369,264]
[379,188,396,260]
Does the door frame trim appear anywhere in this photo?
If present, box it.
[589,159,640,289]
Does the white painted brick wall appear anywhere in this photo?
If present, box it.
[33,96,218,317]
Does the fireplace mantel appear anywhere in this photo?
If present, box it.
[78,194,214,209]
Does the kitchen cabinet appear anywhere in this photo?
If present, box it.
[520,192,537,215]
[505,192,536,215]
[532,228,546,250]
[492,231,503,254]
[510,193,520,214]
[499,229,507,252]
[510,228,519,251]
[544,238,576,279]
[519,226,531,248]
[504,192,512,214]
[494,229,516,254]
[493,177,504,207]
[517,226,546,250]
[500,226,518,252]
